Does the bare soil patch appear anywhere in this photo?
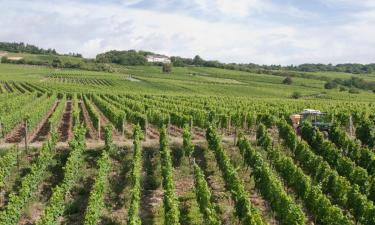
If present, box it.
[58,101,73,142]
[168,125,183,137]
[79,101,97,140]
[31,102,60,143]
[146,125,160,140]
[5,123,25,143]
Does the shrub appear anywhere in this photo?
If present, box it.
[291,92,302,99]
[324,81,338,89]
[339,86,347,92]
[282,76,293,85]
[348,88,360,94]
[162,63,172,73]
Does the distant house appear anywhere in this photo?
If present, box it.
[146,54,171,64]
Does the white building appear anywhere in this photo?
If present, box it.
[146,54,171,64]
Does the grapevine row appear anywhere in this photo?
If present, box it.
[181,124,220,224]
[277,119,375,225]
[72,93,81,126]
[91,94,125,132]
[192,162,221,225]
[301,122,371,195]
[251,124,353,225]
[0,147,18,188]
[48,96,66,134]
[127,125,143,225]
[83,150,111,225]
[103,95,147,129]
[83,126,112,224]
[329,124,375,177]
[83,95,100,131]
[205,125,265,225]
[355,119,375,149]
[236,124,306,225]
[0,134,58,225]
[159,125,180,225]
[36,125,87,225]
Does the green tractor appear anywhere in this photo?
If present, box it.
[290,109,332,135]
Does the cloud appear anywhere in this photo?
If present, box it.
[0,0,374,65]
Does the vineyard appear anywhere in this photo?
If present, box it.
[1,63,375,225]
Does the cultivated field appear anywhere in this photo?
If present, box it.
[0,63,375,225]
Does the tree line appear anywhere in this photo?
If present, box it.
[325,76,375,92]
[0,42,57,55]
[2,42,375,75]
[0,42,82,57]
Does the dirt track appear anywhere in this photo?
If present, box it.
[0,132,240,152]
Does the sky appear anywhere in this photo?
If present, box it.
[1,0,375,65]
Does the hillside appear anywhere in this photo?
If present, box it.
[2,0,375,223]
[0,62,375,102]
[1,47,375,225]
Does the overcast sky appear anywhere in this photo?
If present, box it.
[1,0,375,65]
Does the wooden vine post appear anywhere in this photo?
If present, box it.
[97,119,101,140]
[168,115,171,135]
[190,118,193,134]
[349,115,354,138]
[49,121,53,135]
[218,118,222,134]
[16,145,19,171]
[24,119,28,153]
[234,127,237,146]
[144,116,148,142]
[228,115,231,134]
[0,119,3,139]
[122,119,126,137]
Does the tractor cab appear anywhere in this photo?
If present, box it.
[290,109,331,134]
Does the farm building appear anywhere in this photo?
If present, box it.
[146,54,171,64]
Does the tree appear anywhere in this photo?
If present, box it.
[0,56,8,63]
[162,63,172,73]
[282,76,293,85]
[193,55,204,66]
[52,59,62,68]
[95,50,147,66]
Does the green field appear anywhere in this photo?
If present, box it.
[1,63,375,101]
[1,61,375,225]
